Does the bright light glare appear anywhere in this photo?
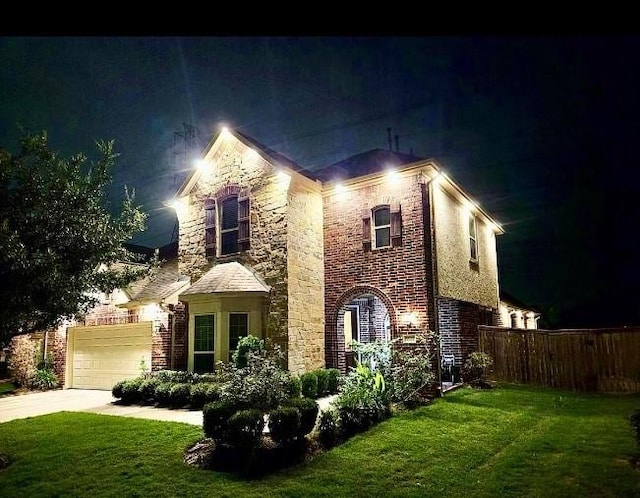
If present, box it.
[385,168,399,183]
[194,159,208,170]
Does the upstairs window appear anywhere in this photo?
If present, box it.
[220,196,239,255]
[469,214,478,262]
[205,200,216,257]
[362,204,402,251]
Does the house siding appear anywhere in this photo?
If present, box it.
[323,172,434,371]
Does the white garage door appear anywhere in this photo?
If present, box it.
[67,322,152,390]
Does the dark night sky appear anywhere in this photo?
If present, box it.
[2,36,639,327]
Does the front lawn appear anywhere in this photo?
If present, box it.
[0,384,639,497]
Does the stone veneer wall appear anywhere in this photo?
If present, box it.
[176,134,291,360]
[286,182,325,374]
[432,185,499,309]
[323,173,434,371]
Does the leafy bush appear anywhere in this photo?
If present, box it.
[226,409,265,449]
[326,368,341,394]
[112,380,126,399]
[153,382,173,405]
[195,373,219,384]
[351,339,392,378]
[203,400,237,441]
[335,362,390,436]
[389,338,436,407]
[31,367,58,390]
[300,371,318,399]
[268,407,301,446]
[286,375,302,399]
[316,369,330,397]
[190,383,220,409]
[7,335,38,387]
[318,408,341,448]
[220,344,291,412]
[153,370,198,384]
[462,352,494,383]
[284,397,319,435]
[169,383,191,407]
[120,378,143,404]
[205,384,221,403]
[630,409,640,446]
[138,378,160,402]
[232,335,264,369]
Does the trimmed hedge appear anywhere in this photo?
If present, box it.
[326,368,341,394]
[226,409,265,449]
[316,369,330,396]
[268,407,301,445]
[203,400,237,441]
[154,382,173,406]
[300,372,318,399]
[169,383,191,407]
[284,397,319,435]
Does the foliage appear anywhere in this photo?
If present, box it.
[120,378,143,404]
[31,366,58,390]
[153,370,198,384]
[286,375,302,399]
[190,383,220,409]
[153,382,173,405]
[169,383,191,407]
[317,408,341,448]
[630,409,640,446]
[334,362,390,436]
[112,380,126,400]
[138,378,160,402]
[351,339,392,378]
[389,337,436,407]
[225,409,265,449]
[326,368,341,394]
[0,131,153,344]
[300,371,318,399]
[220,343,291,412]
[231,335,264,369]
[462,351,494,383]
[7,335,38,387]
[203,401,238,441]
[284,397,319,435]
[316,369,330,397]
[268,407,301,446]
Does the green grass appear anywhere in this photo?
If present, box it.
[0,384,639,497]
[0,381,16,396]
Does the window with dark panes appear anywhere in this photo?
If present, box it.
[228,313,249,362]
[194,314,214,374]
[205,199,216,257]
[469,214,478,261]
[373,206,391,248]
[220,196,239,255]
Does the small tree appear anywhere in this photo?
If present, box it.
[462,351,494,387]
[0,130,153,345]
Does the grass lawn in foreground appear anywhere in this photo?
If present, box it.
[0,384,639,497]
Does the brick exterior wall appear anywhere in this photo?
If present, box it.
[324,173,435,371]
[438,297,495,366]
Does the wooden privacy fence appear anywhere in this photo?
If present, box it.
[478,326,640,392]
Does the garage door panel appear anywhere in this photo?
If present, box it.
[68,322,152,390]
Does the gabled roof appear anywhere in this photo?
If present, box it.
[314,148,425,182]
[175,128,317,198]
[180,262,270,296]
[125,259,190,304]
[500,289,540,314]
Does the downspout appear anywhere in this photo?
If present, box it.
[423,174,443,395]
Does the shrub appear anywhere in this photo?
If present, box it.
[389,338,436,407]
[120,378,143,404]
[316,369,330,397]
[630,409,640,446]
[169,383,191,407]
[112,380,126,399]
[268,407,301,446]
[318,408,341,448]
[7,335,38,387]
[154,382,173,405]
[232,335,264,369]
[462,351,494,383]
[286,375,302,399]
[203,400,238,441]
[205,383,221,403]
[284,397,319,435]
[138,378,160,402]
[154,370,198,384]
[326,368,341,394]
[189,383,208,409]
[300,371,318,399]
[226,409,265,449]
[220,345,291,412]
[31,368,58,390]
[195,373,219,384]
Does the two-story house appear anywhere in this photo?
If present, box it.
[21,126,506,389]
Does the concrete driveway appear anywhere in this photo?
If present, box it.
[0,389,202,426]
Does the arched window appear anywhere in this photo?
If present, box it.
[205,187,250,258]
[220,195,239,255]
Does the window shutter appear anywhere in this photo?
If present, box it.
[204,199,216,257]
[391,204,402,246]
[238,188,250,251]
[362,209,371,252]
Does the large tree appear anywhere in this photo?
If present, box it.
[0,131,153,345]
